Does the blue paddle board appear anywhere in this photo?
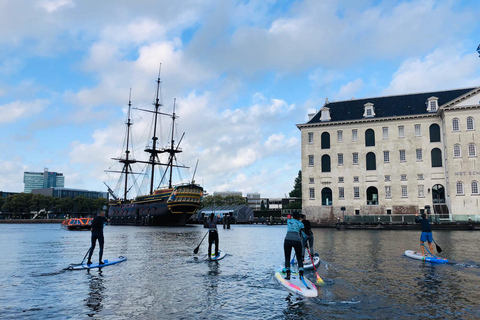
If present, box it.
[204,251,227,261]
[275,268,318,297]
[405,250,448,264]
[66,256,127,270]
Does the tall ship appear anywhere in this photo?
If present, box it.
[106,68,203,226]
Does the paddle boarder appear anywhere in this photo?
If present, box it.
[415,212,434,256]
[206,213,219,258]
[283,212,306,280]
[87,211,109,265]
[300,214,315,260]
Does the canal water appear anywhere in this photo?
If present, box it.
[0,223,479,319]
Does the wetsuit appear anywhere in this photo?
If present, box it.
[302,219,315,258]
[88,215,108,263]
[284,218,305,272]
[206,216,219,257]
[415,216,433,243]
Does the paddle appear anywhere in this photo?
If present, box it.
[432,239,442,253]
[306,245,325,286]
[193,231,209,254]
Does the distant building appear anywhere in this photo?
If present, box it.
[246,193,261,210]
[32,187,108,200]
[197,204,254,223]
[0,191,19,198]
[213,191,243,197]
[24,168,64,193]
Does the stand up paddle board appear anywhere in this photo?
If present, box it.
[405,250,448,264]
[65,256,127,270]
[275,268,318,297]
[292,255,320,270]
[204,251,227,261]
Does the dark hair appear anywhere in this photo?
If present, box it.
[292,212,300,220]
[421,213,426,219]
[210,213,214,221]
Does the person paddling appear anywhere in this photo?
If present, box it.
[87,211,109,265]
[283,212,306,280]
[206,213,219,259]
[300,214,315,261]
[415,212,434,256]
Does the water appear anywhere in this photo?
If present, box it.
[0,224,479,319]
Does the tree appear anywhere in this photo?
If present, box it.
[289,170,302,198]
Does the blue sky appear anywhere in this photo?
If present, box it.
[1,0,479,198]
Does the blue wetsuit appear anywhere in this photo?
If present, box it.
[284,218,305,271]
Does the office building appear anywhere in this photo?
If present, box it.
[24,168,65,193]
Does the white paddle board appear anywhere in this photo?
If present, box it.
[204,251,227,261]
[405,250,448,264]
[66,256,127,270]
[292,255,320,270]
[275,268,318,297]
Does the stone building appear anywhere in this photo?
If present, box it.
[296,87,480,224]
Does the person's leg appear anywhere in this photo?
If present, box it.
[214,232,219,256]
[88,234,97,263]
[308,235,314,256]
[98,234,104,263]
[420,232,426,255]
[208,231,213,256]
[293,241,304,276]
[283,240,292,279]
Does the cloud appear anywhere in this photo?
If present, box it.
[0,99,48,123]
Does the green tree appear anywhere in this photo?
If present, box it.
[289,170,302,198]
[260,200,267,212]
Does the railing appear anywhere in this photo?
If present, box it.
[344,214,480,223]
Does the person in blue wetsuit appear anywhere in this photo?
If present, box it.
[87,211,109,265]
[415,212,434,256]
[206,213,219,258]
[283,212,306,280]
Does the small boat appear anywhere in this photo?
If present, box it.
[61,218,93,231]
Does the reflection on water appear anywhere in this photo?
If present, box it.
[0,224,479,319]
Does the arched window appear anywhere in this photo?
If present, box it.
[321,132,330,149]
[366,186,378,205]
[471,181,479,195]
[456,181,464,195]
[321,187,332,206]
[366,152,376,170]
[453,144,462,158]
[365,129,375,147]
[429,124,441,142]
[321,155,331,172]
[431,148,442,167]
[469,143,477,157]
[467,117,475,130]
[452,118,460,131]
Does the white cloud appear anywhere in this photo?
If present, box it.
[0,99,48,123]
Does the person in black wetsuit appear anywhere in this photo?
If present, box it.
[415,212,434,256]
[206,213,219,258]
[87,211,109,265]
[300,214,315,261]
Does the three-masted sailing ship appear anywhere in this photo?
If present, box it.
[105,69,203,226]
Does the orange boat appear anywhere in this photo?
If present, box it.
[61,218,92,231]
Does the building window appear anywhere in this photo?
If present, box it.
[416,149,423,161]
[321,155,331,172]
[398,125,405,138]
[417,174,424,180]
[353,176,359,182]
[337,130,343,143]
[467,117,475,131]
[415,124,421,136]
[382,127,389,139]
[472,181,479,195]
[456,181,464,195]
[427,99,438,112]
[338,153,344,166]
[430,124,441,142]
[453,144,461,158]
[366,186,378,205]
[383,151,390,162]
[352,129,358,142]
[365,129,375,146]
[418,185,425,198]
[339,177,344,183]
[400,150,406,162]
[308,155,314,166]
[321,132,330,149]
[385,186,392,198]
[354,187,360,199]
[401,185,408,198]
[366,152,376,170]
[452,118,460,132]
[308,132,314,144]
[309,188,315,199]
[401,174,407,181]
[353,152,359,165]
[309,178,314,184]
[385,175,391,182]
[469,143,477,157]
[431,148,442,167]
[339,187,345,199]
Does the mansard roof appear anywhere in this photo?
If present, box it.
[306,87,478,124]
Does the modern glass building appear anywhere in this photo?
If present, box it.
[24,168,65,193]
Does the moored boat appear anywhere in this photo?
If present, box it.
[61,218,92,231]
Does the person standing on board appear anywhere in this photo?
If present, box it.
[415,212,434,256]
[206,213,219,258]
[283,212,306,280]
[87,211,109,265]
[300,214,316,261]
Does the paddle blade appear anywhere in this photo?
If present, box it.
[193,246,200,254]
[316,273,325,286]
[435,243,442,253]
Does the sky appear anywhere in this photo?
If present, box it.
[1,0,480,199]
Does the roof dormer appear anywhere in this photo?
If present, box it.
[427,96,439,112]
[320,106,331,122]
[363,102,375,118]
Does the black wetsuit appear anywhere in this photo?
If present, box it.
[88,215,108,263]
[206,216,219,257]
